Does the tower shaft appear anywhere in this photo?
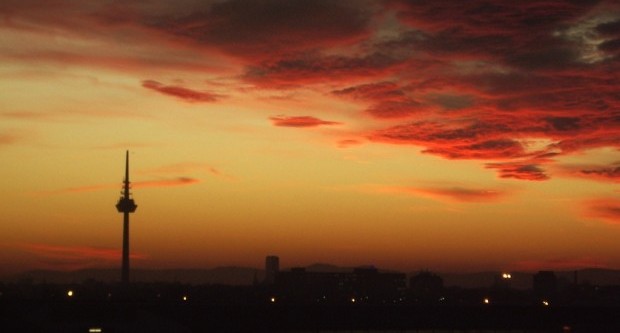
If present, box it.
[122,212,129,283]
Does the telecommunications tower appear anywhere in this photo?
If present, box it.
[115,150,137,283]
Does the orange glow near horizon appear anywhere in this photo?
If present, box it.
[1,1,619,276]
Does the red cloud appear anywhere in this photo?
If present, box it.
[580,165,620,182]
[412,186,509,203]
[485,162,549,181]
[333,81,424,119]
[558,162,620,183]
[371,185,509,203]
[583,198,620,224]
[0,133,18,146]
[41,177,200,195]
[270,116,342,128]
[369,121,529,160]
[17,242,146,270]
[142,80,219,102]
[3,0,620,184]
[337,139,363,148]
[134,177,200,188]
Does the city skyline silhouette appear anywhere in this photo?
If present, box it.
[1,0,620,280]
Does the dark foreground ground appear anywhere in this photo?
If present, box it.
[2,301,619,333]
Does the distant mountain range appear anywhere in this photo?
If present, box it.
[3,267,263,285]
[4,265,620,288]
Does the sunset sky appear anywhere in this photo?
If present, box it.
[1,0,619,276]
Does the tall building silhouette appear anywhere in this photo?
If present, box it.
[115,151,137,283]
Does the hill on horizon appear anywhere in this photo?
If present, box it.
[3,267,263,285]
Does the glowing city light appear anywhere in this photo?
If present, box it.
[483,298,490,304]
[182,295,188,301]
[270,297,276,303]
[67,290,74,297]
[351,297,356,303]
[88,328,103,333]
[502,273,512,279]
[542,300,550,306]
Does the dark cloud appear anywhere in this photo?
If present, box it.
[545,117,582,132]
[142,80,219,102]
[425,139,525,160]
[596,20,620,35]
[428,94,475,111]
[581,165,620,180]
[376,185,510,203]
[485,162,550,181]
[599,38,620,52]
[333,81,406,101]
[561,162,620,182]
[146,0,373,59]
[393,0,599,66]
[270,116,342,128]
[244,51,407,88]
[333,82,423,118]
[365,100,423,119]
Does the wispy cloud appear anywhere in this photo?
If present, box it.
[337,139,363,148]
[39,177,200,195]
[513,257,609,272]
[142,80,220,103]
[559,162,620,183]
[0,133,18,146]
[134,177,200,188]
[583,198,620,224]
[363,184,510,203]
[485,161,550,181]
[270,115,342,128]
[406,186,509,203]
[140,162,236,181]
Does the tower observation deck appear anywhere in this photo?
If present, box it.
[116,150,137,283]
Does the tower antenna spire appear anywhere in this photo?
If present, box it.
[124,150,129,196]
[116,150,137,284]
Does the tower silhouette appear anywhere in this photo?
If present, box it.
[115,150,137,283]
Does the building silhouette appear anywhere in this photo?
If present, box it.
[115,150,137,283]
[533,271,557,300]
[410,270,444,302]
[274,266,406,303]
[265,255,279,284]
